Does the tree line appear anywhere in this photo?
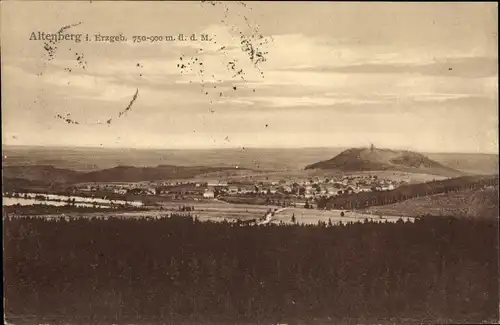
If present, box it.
[4,214,498,324]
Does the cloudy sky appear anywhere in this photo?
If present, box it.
[1,2,498,153]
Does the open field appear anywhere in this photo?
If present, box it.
[158,201,277,221]
[7,201,279,222]
[271,207,411,225]
[4,199,401,225]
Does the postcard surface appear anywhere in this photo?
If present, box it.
[2,2,498,324]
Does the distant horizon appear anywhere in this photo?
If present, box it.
[3,143,498,156]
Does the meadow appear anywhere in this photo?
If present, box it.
[270,207,410,225]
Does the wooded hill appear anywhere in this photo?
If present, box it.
[306,147,464,177]
[3,165,247,185]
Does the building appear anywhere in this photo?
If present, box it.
[80,185,92,192]
[326,187,337,196]
[207,180,228,187]
[146,188,157,195]
[357,186,372,193]
[380,184,395,191]
[203,190,215,198]
[236,185,253,194]
[228,186,239,194]
[346,186,356,195]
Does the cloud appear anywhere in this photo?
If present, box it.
[220,95,386,108]
[283,56,498,78]
[217,92,490,109]
[404,93,477,103]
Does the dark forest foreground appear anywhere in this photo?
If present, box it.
[4,215,499,324]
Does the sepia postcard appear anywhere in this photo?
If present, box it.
[2,1,499,324]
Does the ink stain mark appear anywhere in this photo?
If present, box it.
[448,67,452,71]
[55,113,80,125]
[225,60,246,81]
[75,52,87,70]
[94,89,140,126]
[200,0,218,6]
[178,54,205,76]
[201,0,270,79]
[59,22,83,33]
[240,34,269,69]
[43,22,83,62]
[44,43,57,61]
[118,89,139,118]
[194,2,271,107]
